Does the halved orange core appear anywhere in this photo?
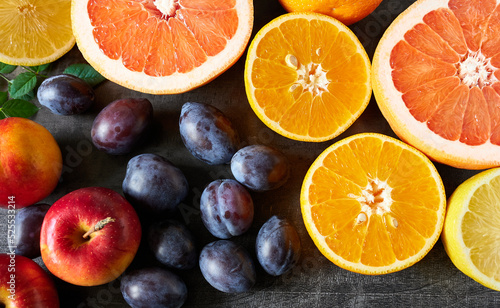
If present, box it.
[363,180,386,206]
[390,0,500,146]
[18,3,35,14]
[88,0,239,76]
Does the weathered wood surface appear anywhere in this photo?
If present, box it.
[1,0,499,307]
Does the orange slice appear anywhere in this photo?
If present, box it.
[244,12,372,142]
[277,0,383,26]
[72,0,253,94]
[301,133,446,274]
[373,0,500,169]
[0,0,75,66]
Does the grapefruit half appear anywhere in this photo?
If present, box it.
[373,0,500,169]
[72,0,253,94]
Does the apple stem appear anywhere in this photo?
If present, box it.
[83,217,115,239]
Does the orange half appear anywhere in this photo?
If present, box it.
[301,133,446,274]
[245,13,372,142]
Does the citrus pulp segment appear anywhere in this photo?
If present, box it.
[72,0,253,94]
[301,133,446,275]
[372,0,500,169]
[244,13,371,142]
[277,0,383,26]
[442,167,500,291]
[0,0,75,66]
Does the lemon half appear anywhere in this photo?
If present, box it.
[442,168,500,291]
[0,0,75,66]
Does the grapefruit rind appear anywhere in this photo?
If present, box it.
[71,0,253,94]
[442,167,500,291]
[372,0,500,169]
[244,12,372,142]
[301,133,446,275]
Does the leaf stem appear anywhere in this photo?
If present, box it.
[21,66,48,78]
[0,74,10,83]
[0,109,8,119]
[21,66,36,74]
[22,67,34,74]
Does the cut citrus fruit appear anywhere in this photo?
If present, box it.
[277,0,383,26]
[373,0,500,169]
[244,13,371,142]
[72,0,253,94]
[0,0,75,66]
[301,133,446,274]
[442,167,500,291]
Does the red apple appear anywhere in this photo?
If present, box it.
[0,253,59,307]
[40,187,141,286]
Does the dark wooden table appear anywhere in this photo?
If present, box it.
[1,0,499,307]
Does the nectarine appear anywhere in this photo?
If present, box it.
[0,117,62,208]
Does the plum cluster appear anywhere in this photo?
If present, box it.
[9,90,302,307]
[179,102,301,294]
[180,102,290,192]
[38,74,154,156]
[118,102,301,302]
[198,215,301,293]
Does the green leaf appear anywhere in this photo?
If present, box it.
[0,63,17,74]
[9,72,37,99]
[30,63,51,73]
[64,63,106,87]
[0,99,39,119]
[0,92,7,106]
[18,90,35,101]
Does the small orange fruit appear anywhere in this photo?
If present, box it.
[244,12,371,142]
[278,0,383,26]
[0,118,62,209]
[373,0,500,169]
[301,133,446,275]
[72,0,253,94]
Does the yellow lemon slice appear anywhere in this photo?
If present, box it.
[0,0,75,66]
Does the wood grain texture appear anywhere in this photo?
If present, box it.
[1,0,499,307]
